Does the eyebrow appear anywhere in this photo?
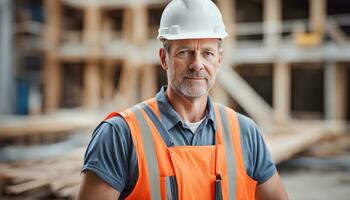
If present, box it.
[174,46,217,52]
[174,46,191,52]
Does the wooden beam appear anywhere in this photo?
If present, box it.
[102,60,115,102]
[44,0,62,112]
[263,0,282,48]
[114,60,140,108]
[273,62,291,124]
[265,121,346,163]
[216,0,236,46]
[82,6,102,109]
[5,179,50,194]
[324,63,348,120]
[217,65,273,125]
[0,114,99,139]
[310,0,326,36]
[141,65,157,101]
[131,4,148,44]
[210,82,231,106]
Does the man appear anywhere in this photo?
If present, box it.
[78,0,288,199]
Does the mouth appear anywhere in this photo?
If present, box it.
[184,77,205,80]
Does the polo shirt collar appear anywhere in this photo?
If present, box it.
[155,86,217,132]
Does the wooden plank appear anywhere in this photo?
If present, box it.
[217,64,273,125]
[327,19,350,45]
[0,114,99,138]
[50,173,81,191]
[55,184,80,198]
[5,179,50,194]
[265,121,346,163]
[273,62,290,124]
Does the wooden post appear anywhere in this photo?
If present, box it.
[114,61,139,107]
[117,3,149,106]
[324,62,347,120]
[214,0,237,106]
[131,4,148,44]
[216,0,236,47]
[44,0,62,113]
[310,0,326,37]
[263,0,282,49]
[82,6,101,110]
[141,65,157,101]
[102,60,115,102]
[273,62,291,124]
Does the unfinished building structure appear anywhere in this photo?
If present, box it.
[0,0,349,198]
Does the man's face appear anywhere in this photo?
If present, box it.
[160,39,222,98]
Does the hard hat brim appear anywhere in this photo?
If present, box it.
[157,32,228,40]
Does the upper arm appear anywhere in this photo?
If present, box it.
[255,172,288,200]
[81,117,138,197]
[78,171,120,200]
[237,114,276,183]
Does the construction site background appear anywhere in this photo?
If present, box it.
[0,0,349,199]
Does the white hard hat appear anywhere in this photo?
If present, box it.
[157,0,228,40]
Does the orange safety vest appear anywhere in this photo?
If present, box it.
[104,98,257,200]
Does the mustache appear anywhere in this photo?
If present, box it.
[182,70,208,79]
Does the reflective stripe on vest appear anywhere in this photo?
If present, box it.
[130,105,161,200]
[114,99,256,200]
[217,105,237,200]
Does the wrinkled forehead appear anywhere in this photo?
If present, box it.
[169,38,220,50]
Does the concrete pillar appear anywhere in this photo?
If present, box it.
[0,0,14,114]
[263,0,282,49]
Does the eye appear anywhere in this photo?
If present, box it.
[177,50,191,57]
[203,51,215,57]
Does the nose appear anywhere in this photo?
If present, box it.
[189,52,204,71]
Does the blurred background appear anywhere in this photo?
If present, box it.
[0,0,349,199]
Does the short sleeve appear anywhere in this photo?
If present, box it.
[81,116,138,193]
[237,113,277,184]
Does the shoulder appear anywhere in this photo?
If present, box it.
[230,112,276,183]
[82,115,136,192]
[89,115,131,144]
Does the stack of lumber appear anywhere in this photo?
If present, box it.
[0,148,84,199]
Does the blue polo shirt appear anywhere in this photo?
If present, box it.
[82,86,276,199]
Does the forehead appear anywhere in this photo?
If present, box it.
[169,39,219,49]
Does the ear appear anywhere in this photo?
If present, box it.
[216,49,223,72]
[218,49,223,64]
[159,48,168,70]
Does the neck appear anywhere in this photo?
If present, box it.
[166,86,208,123]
